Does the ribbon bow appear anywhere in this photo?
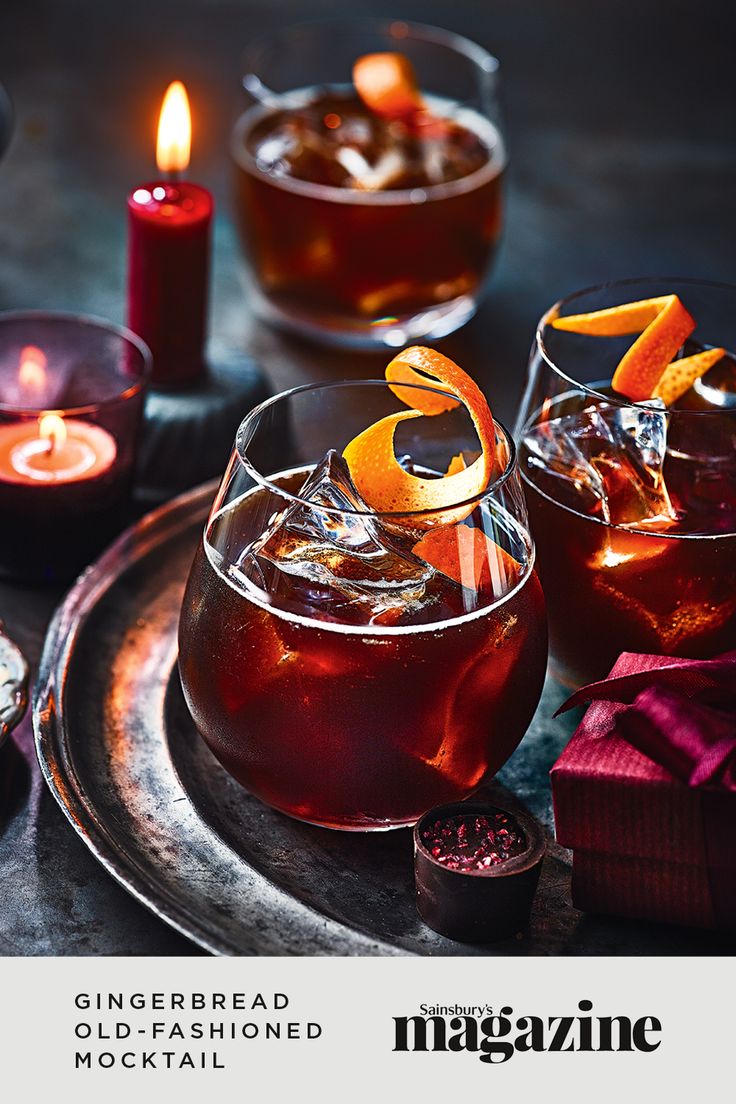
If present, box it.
[556,651,736,791]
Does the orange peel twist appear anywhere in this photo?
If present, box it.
[343,346,497,528]
[550,294,716,403]
[413,524,522,594]
[353,52,425,121]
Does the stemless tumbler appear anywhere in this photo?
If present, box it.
[231,20,506,348]
[516,277,736,687]
[179,381,546,830]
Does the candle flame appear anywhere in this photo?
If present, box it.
[39,413,67,452]
[156,81,191,174]
[19,345,47,392]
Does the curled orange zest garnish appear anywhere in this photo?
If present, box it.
[353,52,425,121]
[551,295,696,402]
[343,346,496,526]
[412,524,522,594]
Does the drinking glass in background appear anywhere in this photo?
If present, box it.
[178,381,547,830]
[231,20,505,348]
[516,278,736,688]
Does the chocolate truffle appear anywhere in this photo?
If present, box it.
[414,800,545,942]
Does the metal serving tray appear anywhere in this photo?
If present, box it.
[34,483,711,956]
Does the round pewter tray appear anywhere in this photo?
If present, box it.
[33,483,571,957]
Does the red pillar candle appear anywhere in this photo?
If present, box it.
[127,81,213,389]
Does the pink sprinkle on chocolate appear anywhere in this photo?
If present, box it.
[420,811,527,872]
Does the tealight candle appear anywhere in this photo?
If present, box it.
[0,312,150,582]
[0,414,117,485]
[127,81,213,390]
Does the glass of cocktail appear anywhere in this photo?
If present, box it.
[179,349,546,830]
[231,19,505,347]
[517,277,736,687]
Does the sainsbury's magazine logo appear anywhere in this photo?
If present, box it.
[393,1001,662,1064]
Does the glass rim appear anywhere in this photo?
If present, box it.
[235,378,518,519]
[535,275,736,419]
[242,18,500,81]
[0,309,152,417]
[233,17,504,206]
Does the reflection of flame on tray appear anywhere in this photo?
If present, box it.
[0,620,28,746]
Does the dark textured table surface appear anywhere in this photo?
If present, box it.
[0,0,734,956]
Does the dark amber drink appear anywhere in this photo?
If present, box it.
[517,278,736,687]
[521,404,736,687]
[231,21,505,346]
[178,382,547,830]
[232,95,503,345]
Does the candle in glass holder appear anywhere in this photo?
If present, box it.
[0,412,116,486]
[127,81,213,390]
[0,312,150,582]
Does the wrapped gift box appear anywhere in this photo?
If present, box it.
[550,652,736,930]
